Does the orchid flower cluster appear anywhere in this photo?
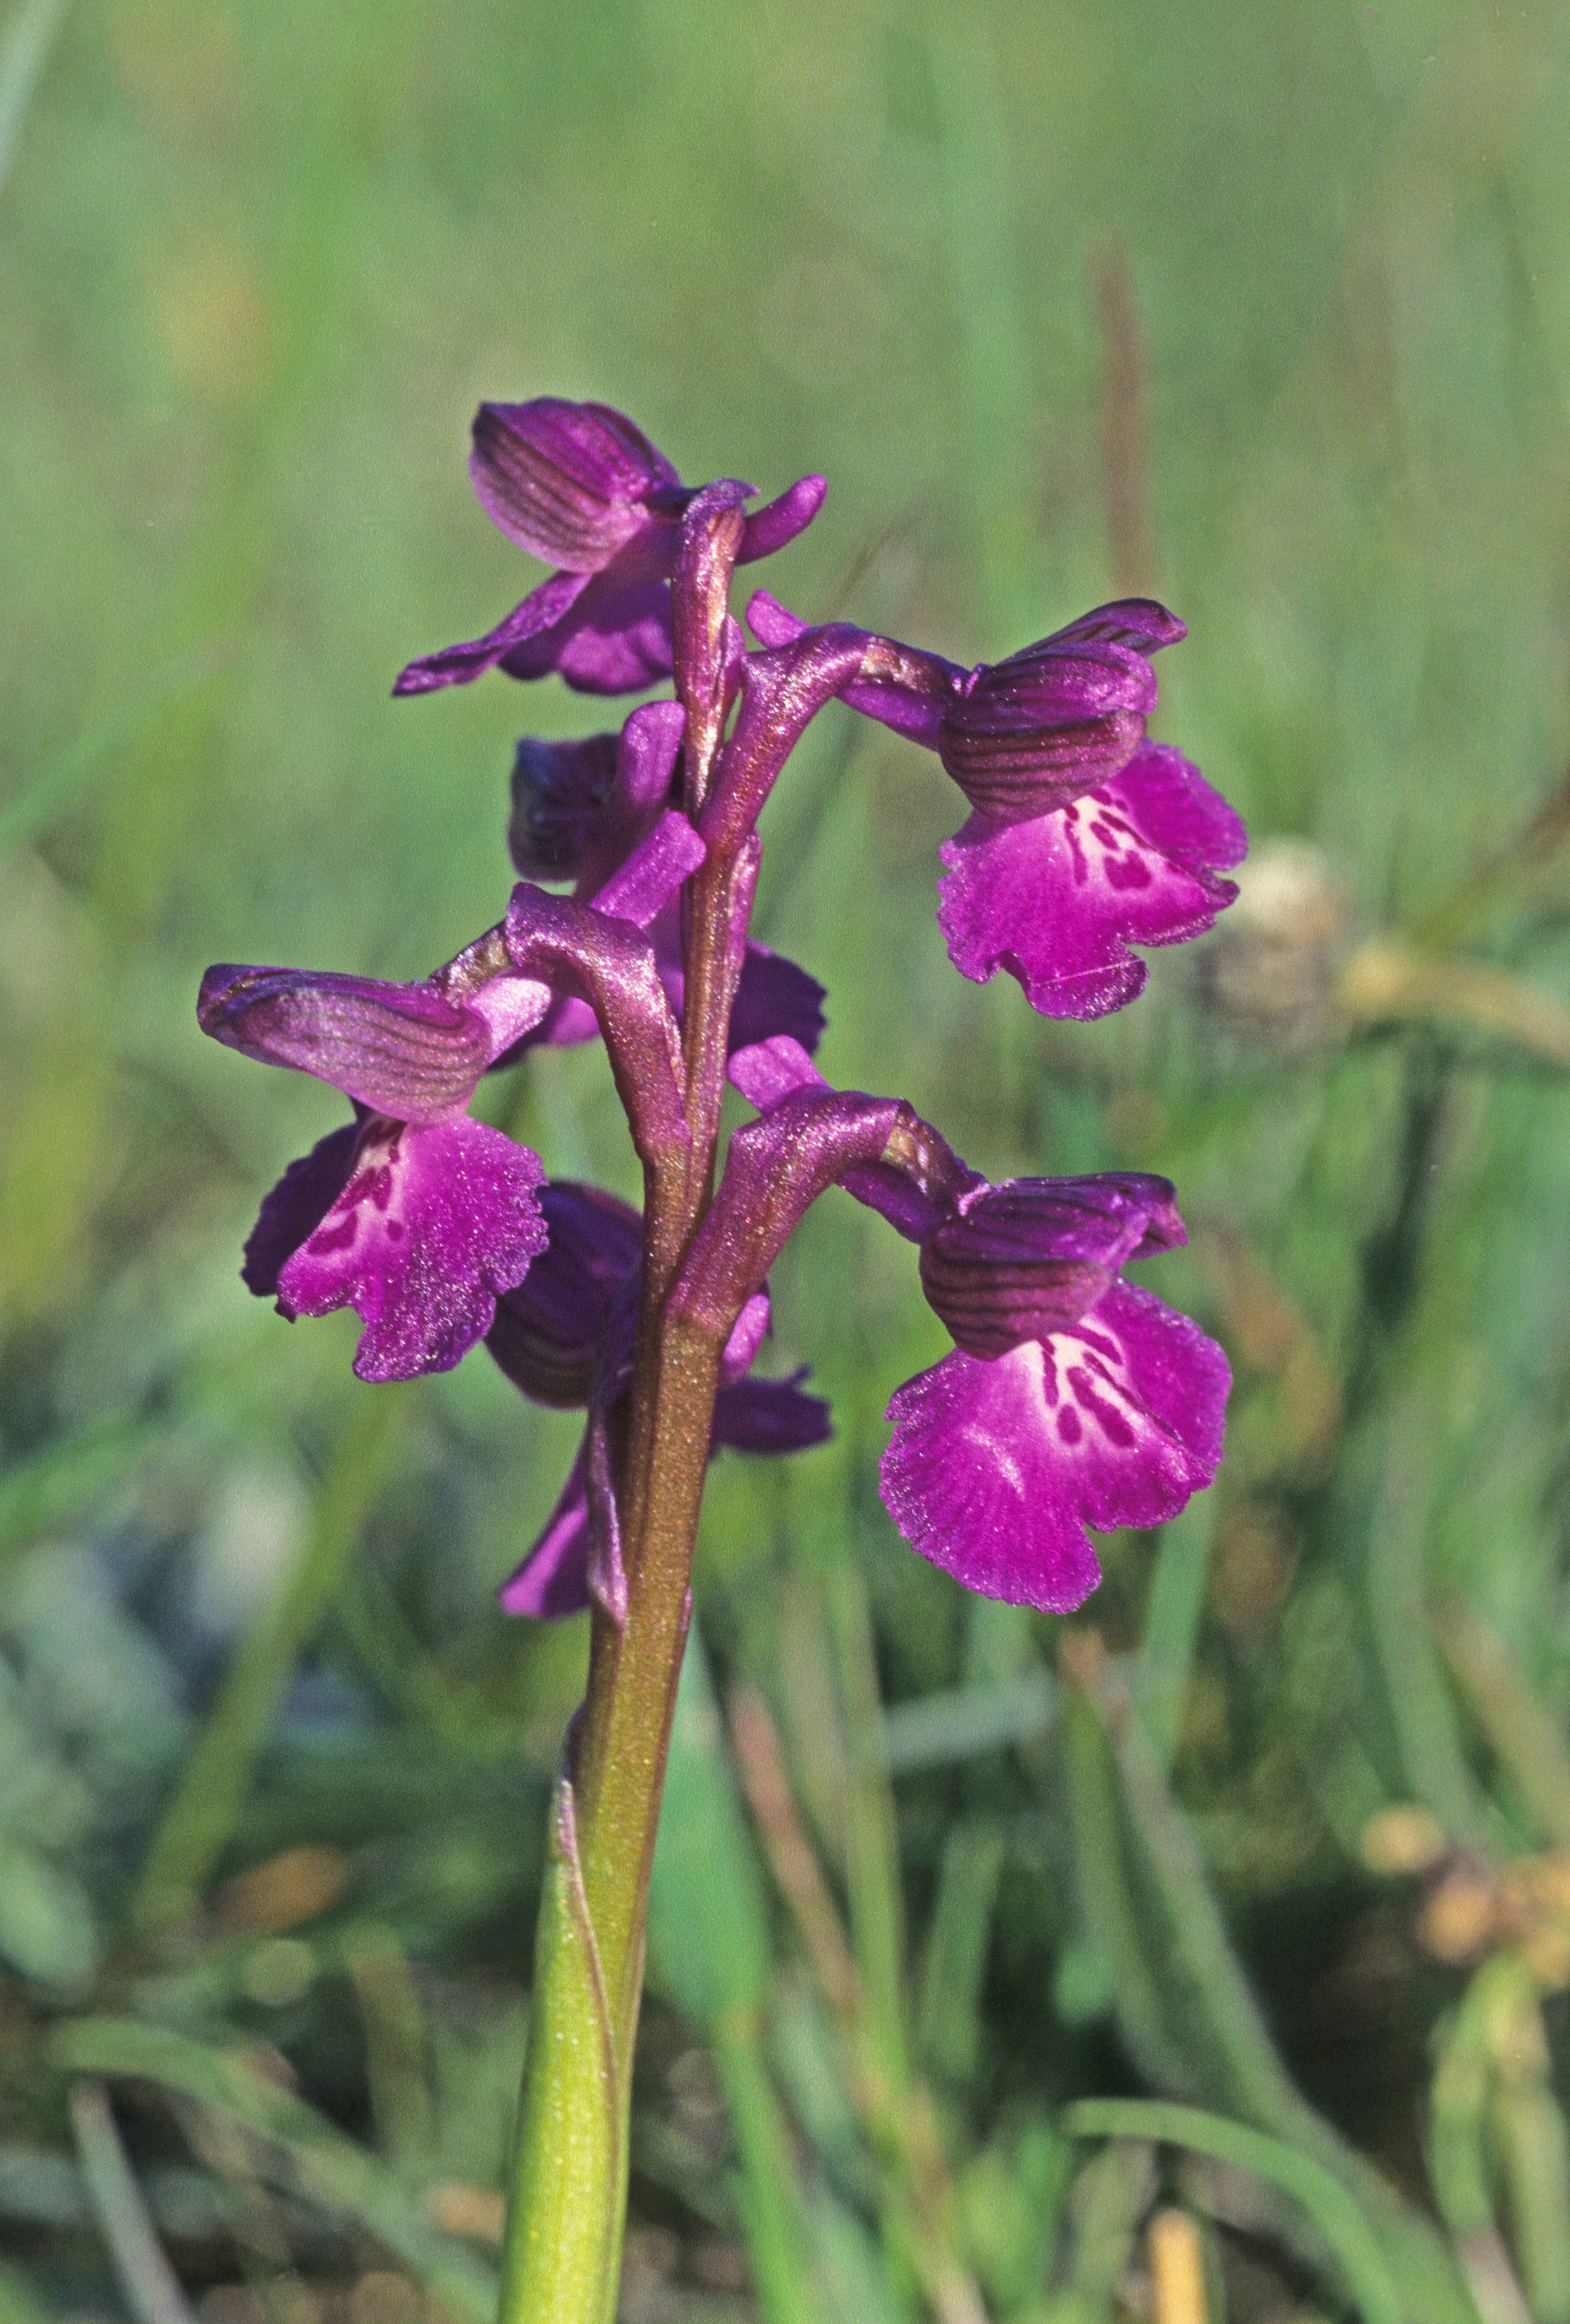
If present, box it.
[197,397,1244,2321]
[201,398,1242,1615]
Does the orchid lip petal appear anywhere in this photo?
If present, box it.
[242,1120,362,1298]
[277,1114,547,1381]
[880,1283,1228,1610]
[938,746,1247,1020]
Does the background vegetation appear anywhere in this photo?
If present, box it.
[6,1,1570,2316]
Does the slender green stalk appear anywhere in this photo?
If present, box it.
[497,802,748,2321]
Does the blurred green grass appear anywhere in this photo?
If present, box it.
[8,0,1570,2317]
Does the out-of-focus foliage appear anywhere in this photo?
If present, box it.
[7,0,1570,2316]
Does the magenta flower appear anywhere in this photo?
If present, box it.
[394,399,825,698]
[722,1038,1227,1610]
[747,591,1246,1019]
[884,1179,1228,1610]
[205,401,1240,1618]
[200,812,702,1380]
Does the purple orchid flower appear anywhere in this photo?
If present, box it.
[505,697,826,1058]
[393,399,825,699]
[723,1037,1228,1611]
[199,812,703,1381]
[491,1180,829,1619]
[746,590,1247,1020]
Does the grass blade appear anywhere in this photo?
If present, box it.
[0,0,65,197]
[46,2018,497,2324]
[1063,2099,1402,2324]
[133,1390,407,1934]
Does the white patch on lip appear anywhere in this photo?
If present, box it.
[1034,1321,1149,1454]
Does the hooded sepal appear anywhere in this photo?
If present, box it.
[918,1174,1183,1359]
[745,590,1186,824]
[198,965,496,1120]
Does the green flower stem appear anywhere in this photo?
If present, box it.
[498,822,751,2324]
[497,1316,725,2324]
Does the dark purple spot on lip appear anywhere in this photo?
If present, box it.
[1039,1354,1060,1405]
[1057,1404,1082,1445]
[305,1213,358,1257]
[1105,853,1153,891]
[385,1219,404,1242]
[1067,1364,1137,1448]
[367,1165,395,1212]
[1062,807,1089,889]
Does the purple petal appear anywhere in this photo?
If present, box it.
[617,698,688,808]
[919,1176,1178,1359]
[198,965,491,1119]
[469,399,683,569]
[879,1282,1228,1610]
[241,1120,361,1297]
[485,1179,642,1405]
[720,1292,772,1385]
[498,1443,592,1617]
[730,942,828,1055]
[737,475,827,563]
[393,569,590,696]
[713,1368,833,1454]
[591,809,706,927]
[276,1116,547,1381]
[938,639,1157,825]
[506,574,676,695]
[508,732,620,879]
[937,746,1246,1021]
